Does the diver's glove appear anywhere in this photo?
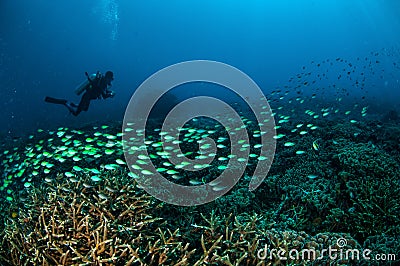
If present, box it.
[104,90,115,98]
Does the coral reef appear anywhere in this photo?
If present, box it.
[331,141,400,240]
[0,170,188,265]
[1,114,399,264]
[0,175,362,265]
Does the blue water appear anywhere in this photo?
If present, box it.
[1,0,399,136]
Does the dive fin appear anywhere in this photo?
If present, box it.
[45,97,67,105]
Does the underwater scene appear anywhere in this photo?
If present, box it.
[1,1,400,265]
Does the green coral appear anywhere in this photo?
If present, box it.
[332,141,399,179]
[363,234,400,261]
[332,141,400,240]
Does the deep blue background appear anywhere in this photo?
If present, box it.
[1,0,399,137]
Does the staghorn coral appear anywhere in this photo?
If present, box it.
[0,170,194,265]
[0,169,367,265]
[190,212,362,265]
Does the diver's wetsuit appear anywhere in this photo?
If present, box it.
[45,72,114,116]
[71,76,114,116]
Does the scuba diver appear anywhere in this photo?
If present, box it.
[45,71,115,116]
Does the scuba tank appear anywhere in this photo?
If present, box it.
[74,73,99,95]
